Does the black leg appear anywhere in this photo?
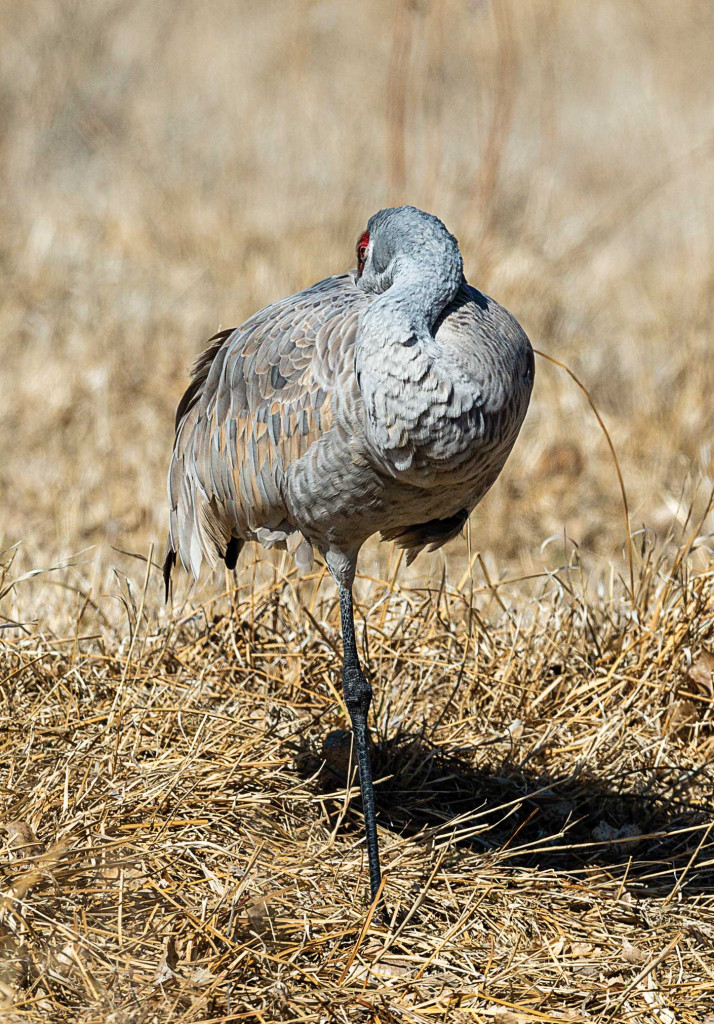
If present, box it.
[338,584,382,905]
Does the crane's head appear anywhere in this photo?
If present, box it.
[354,206,463,299]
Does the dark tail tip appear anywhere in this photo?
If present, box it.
[224,536,241,571]
[162,548,176,602]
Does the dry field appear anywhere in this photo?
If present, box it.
[1,1,714,1021]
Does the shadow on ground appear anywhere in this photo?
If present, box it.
[295,728,714,898]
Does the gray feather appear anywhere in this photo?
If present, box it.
[163,206,534,590]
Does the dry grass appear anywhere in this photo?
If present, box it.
[2,555,714,1021]
[1,0,714,1020]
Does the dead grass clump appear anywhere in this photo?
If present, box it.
[1,538,713,1022]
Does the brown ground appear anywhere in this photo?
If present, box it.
[1,2,713,1021]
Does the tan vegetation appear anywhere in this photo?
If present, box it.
[1,1,713,1021]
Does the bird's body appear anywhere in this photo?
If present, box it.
[164,206,534,906]
[166,246,533,587]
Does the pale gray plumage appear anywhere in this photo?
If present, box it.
[163,206,534,905]
[164,206,533,588]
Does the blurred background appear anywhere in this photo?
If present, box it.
[1,0,713,621]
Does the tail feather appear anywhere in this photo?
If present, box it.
[162,545,176,601]
[224,536,243,570]
[382,508,470,565]
[161,534,242,601]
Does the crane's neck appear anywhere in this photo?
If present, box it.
[358,253,463,348]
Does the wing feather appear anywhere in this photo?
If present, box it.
[164,273,364,582]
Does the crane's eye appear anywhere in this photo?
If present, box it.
[356,231,370,277]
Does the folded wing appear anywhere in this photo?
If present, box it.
[164,273,364,584]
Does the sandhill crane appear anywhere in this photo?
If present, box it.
[163,206,534,906]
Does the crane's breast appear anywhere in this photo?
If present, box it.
[366,285,533,487]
